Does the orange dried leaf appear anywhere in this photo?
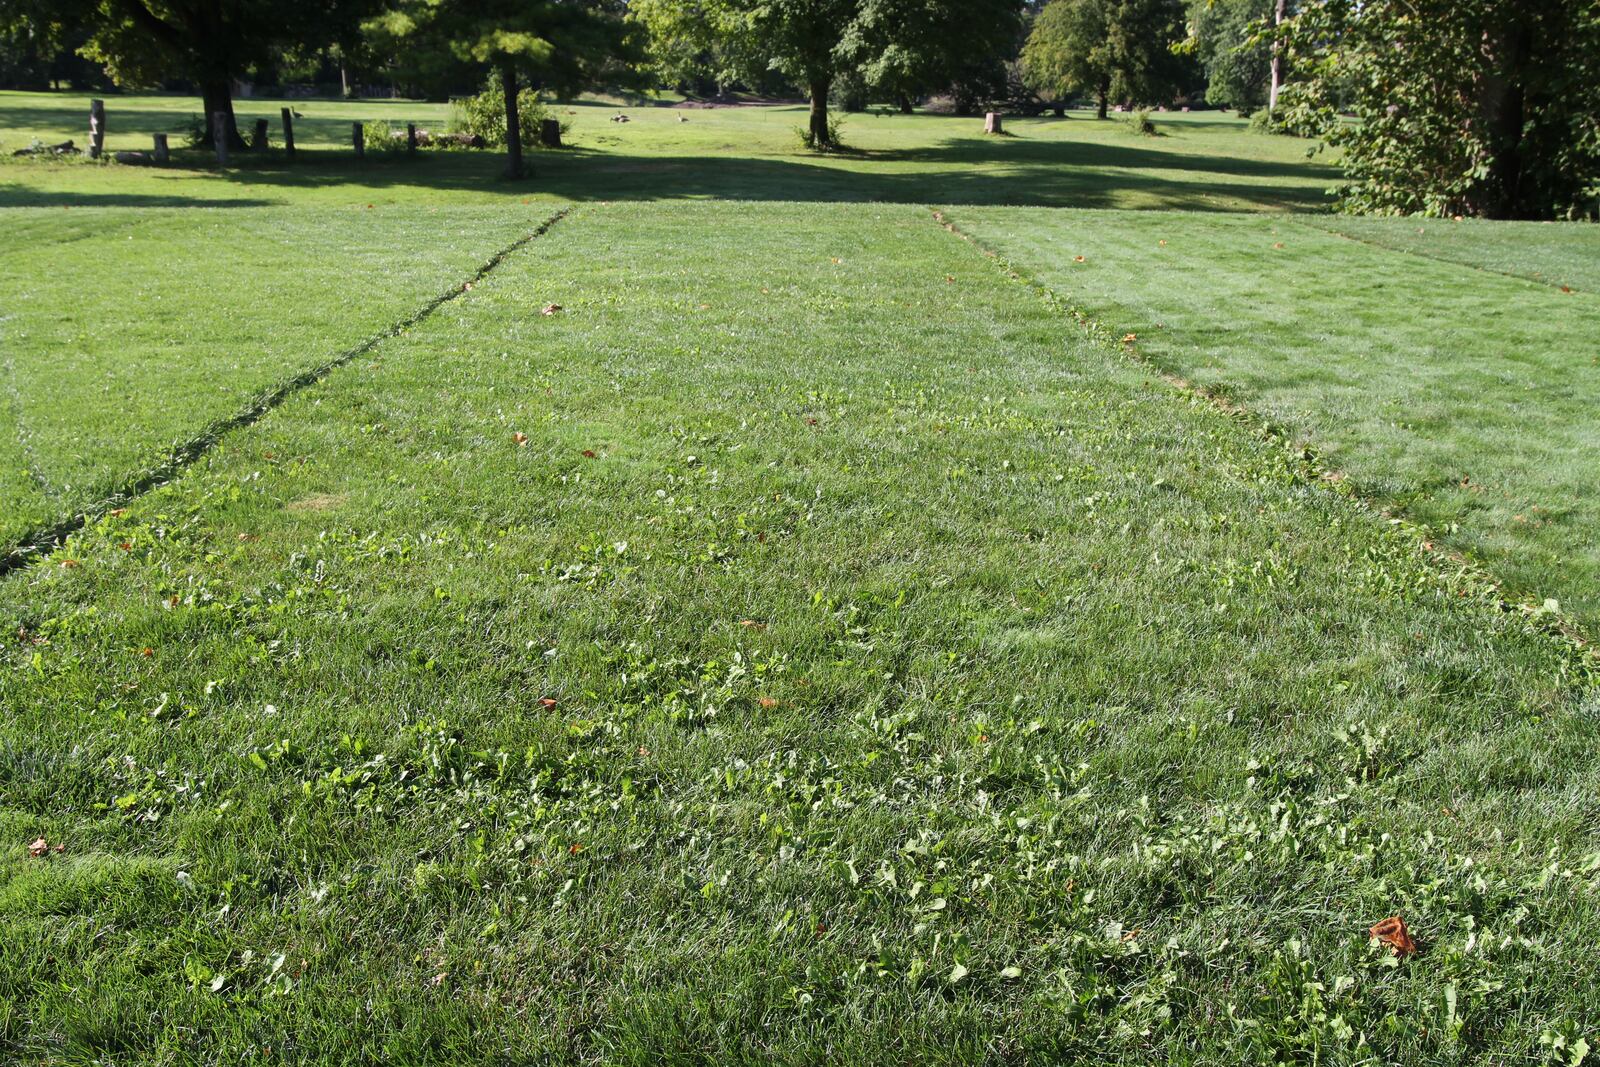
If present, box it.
[1369,914,1417,956]
[1073,255,1086,263]
[739,619,767,630]
[512,432,529,446]
[581,449,597,458]
[539,697,558,708]
[1122,333,1138,344]
[759,697,779,708]
[542,303,563,315]
[27,837,48,857]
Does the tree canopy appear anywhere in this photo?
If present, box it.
[1280,0,1600,218]
[1022,0,1193,118]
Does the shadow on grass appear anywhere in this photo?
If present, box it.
[0,130,1339,211]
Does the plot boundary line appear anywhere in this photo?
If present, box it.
[1296,219,1597,295]
[0,206,574,580]
[930,207,1597,672]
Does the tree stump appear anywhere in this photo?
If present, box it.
[353,122,364,160]
[539,119,562,148]
[252,118,269,150]
[281,108,296,160]
[407,123,418,155]
[152,133,169,163]
[212,112,229,165]
[984,111,1003,135]
[89,99,105,159]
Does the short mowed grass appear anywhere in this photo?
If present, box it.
[3,201,1598,1064]
[1,205,550,550]
[948,207,1600,630]
[3,88,1600,1065]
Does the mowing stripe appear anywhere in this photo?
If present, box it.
[0,206,574,580]
[1295,219,1597,295]
[930,208,1598,671]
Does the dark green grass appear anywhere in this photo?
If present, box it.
[2,203,1596,1064]
[0,90,1338,211]
[0,205,550,549]
[947,206,1600,631]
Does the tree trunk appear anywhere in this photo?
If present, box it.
[1268,0,1287,113]
[502,65,525,179]
[808,77,832,147]
[1097,77,1109,120]
[898,93,914,114]
[1477,19,1531,218]
[200,78,245,149]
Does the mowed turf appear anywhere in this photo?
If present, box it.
[2,202,1596,1064]
[946,207,1600,631]
[0,90,1339,211]
[0,206,549,551]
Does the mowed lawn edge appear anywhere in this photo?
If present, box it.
[0,207,571,576]
[942,204,1600,645]
[2,201,1597,1062]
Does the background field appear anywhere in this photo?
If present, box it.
[1,91,1597,1064]
[1,90,1338,210]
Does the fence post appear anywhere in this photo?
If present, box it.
[212,112,229,165]
[88,99,105,159]
[407,122,417,155]
[281,107,296,160]
[352,122,364,160]
[252,118,269,150]
[152,133,168,163]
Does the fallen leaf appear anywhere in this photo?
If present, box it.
[539,697,558,708]
[109,508,128,517]
[1122,333,1138,344]
[831,257,842,264]
[739,619,766,630]
[513,432,529,446]
[1560,286,1573,294]
[119,542,132,551]
[140,647,154,657]
[58,559,80,569]
[27,837,48,857]
[581,449,597,458]
[945,275,955,283]
[1369,914,1417,956]
[1158,239,1167,246]
[1273,242,1285,249]
[759,697,779,708]
[568,843,583,854]
[542,303,563,315]
[1073,255,1086,263]
[53,843,65,853]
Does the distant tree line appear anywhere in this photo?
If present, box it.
[0,0,1594,217]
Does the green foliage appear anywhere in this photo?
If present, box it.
[1279,0,1600,219]
[794,109,844,150]
[1023,0,1196,116]
[448,79,565,148]
[362,118,400,154]
[1125,107,1156,134]
[1188,0,1274,114]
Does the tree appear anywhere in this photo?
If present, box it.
[1280,0,1600,218]
[383,0,639,177]
[24,0,381,147]
[1022,0,1192,118]
[842,0,1025,114]
[632,0,1024,149]
[1188,0,1276,114]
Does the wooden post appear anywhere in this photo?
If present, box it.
[407,122,417,155]
[152,133,168,163]
[88,99,105,159]
[352,122,364,160]
[539,118,561,148]
[252,118,269,150]
[281,107,296,159]
[984,111,1003,135]
[212,112,229,165]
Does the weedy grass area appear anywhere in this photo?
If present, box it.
[2,201,1598,1064]
[946,207,1600,631]
[1,90,1339,211]
[0,206,549,551]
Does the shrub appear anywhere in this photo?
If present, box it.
[448,80,568,149]
[362,119,402,154]
[795,113,846,152]
[1126,109,1158,136]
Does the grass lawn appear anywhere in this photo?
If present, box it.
[1,206,552,554]
[2,89,1599,1064]
[1,90,1339,210]
[946,207,1600,631]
